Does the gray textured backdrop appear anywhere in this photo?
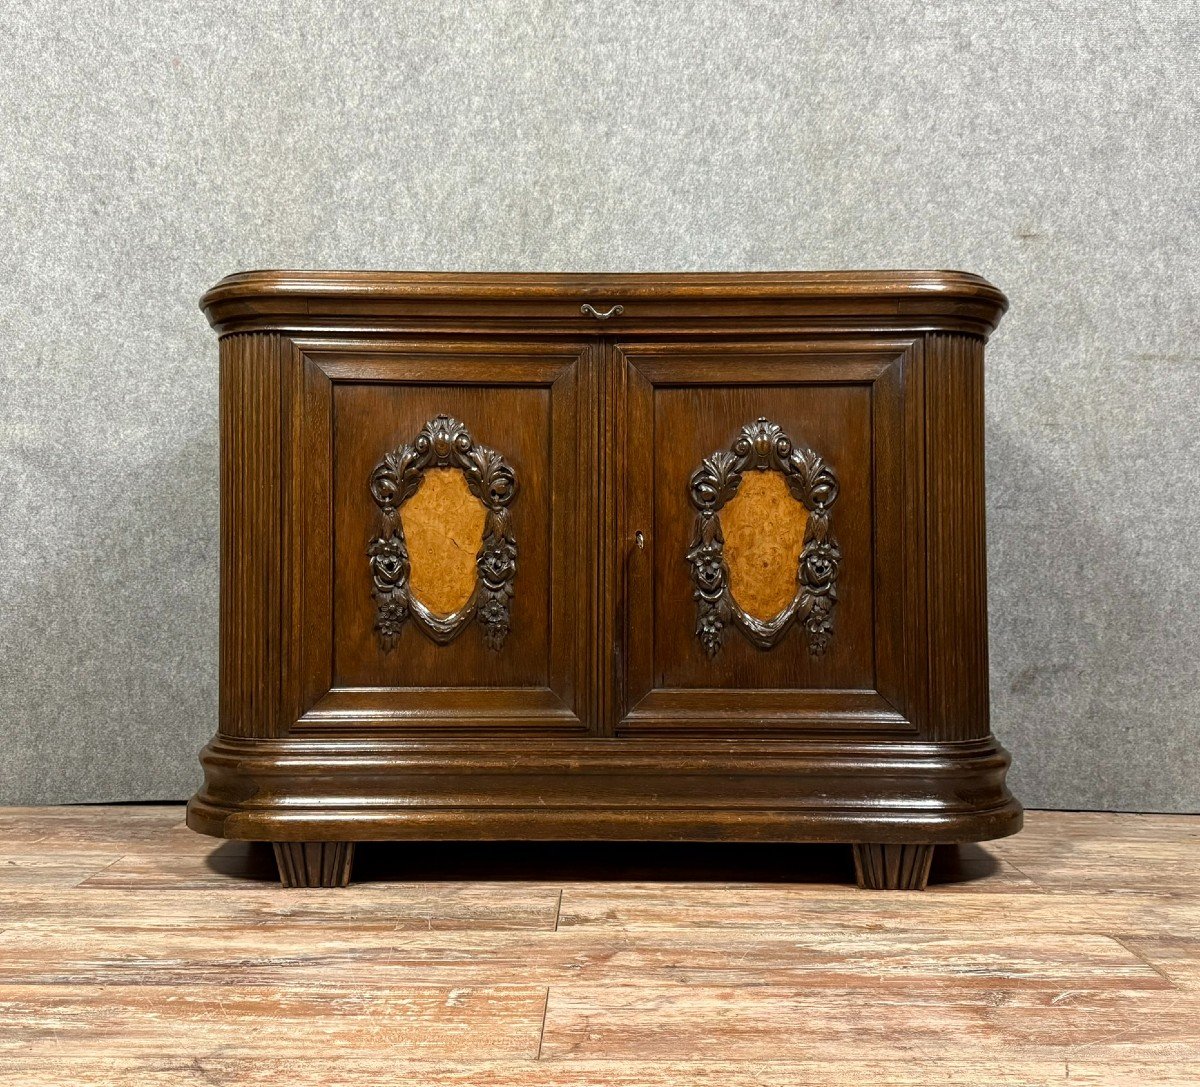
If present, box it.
[2,1,1197,809]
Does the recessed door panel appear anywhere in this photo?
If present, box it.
[289,340,596,733]
[654,384,874,690]
[335,384,548,688]
[614,340,924,736]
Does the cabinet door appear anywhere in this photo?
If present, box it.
[613,339,924,737]
[287,339,598,734]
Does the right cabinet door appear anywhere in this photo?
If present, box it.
[614,338,927,738]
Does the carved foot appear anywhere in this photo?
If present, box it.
[852,843,934,890]
[272,842,355,887]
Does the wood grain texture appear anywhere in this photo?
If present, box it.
[537,985,1200,1061]
[0,886,562,930]
[853,842,935,889]
[282,340,594,735]
[402,467,488,616]
[333,381,552,688]
[272,841,354,887]
[0,854,123,889]
[923,332,990,741]
[0,926,1167,990]
[0,984,548,1059]
[557,886,1200,934]
[647,380,874,692]
[3,1059,1199,1087]
[219,332,287,738]
[199,269,1010,339]
[1,807,1199,1083]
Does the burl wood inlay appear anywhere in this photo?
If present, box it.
[402,468,487,616]
[720,470,809,621]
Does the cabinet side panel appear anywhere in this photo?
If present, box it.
[924,333,989,741]
[219,332,285,737]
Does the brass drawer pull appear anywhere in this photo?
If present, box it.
[581,303,624,320]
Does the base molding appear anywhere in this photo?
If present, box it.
[188,732,1022,849]
[272,841,354,887]
[853,843,936,890]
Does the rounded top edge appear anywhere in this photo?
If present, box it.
[199,269,1008,333]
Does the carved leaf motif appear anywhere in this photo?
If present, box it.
[368,528,410,646]
[367,414,518,651]
[686,512,730,656]
[689,450,743,511]
[686,417,841,656]
[370,445,425,514]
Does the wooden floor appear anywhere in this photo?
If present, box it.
[0,808,1197,1085]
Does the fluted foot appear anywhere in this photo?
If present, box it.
[272,841,355,887]
[852,843,934,890]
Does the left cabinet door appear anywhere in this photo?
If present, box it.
[270,338,599,736]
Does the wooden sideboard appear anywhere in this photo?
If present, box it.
[187,270,1021,889]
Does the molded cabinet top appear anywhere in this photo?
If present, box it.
[200,269,1008,338]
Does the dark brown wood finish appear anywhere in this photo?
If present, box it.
[285,339,598,734]
[851,842,936,891]
[189,271,1021,889]
[614,340,916,735]
[272,841,354,888]
[219,332,287,739]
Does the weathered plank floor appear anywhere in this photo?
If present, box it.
[0,807,1197,1085]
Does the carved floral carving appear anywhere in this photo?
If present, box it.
[368,414,518,650]
[686,417,840,656]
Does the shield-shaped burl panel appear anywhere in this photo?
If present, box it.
[687,418,840,657]
[367,414,518,650]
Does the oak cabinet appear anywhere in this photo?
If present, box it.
[188,271,1021,889]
